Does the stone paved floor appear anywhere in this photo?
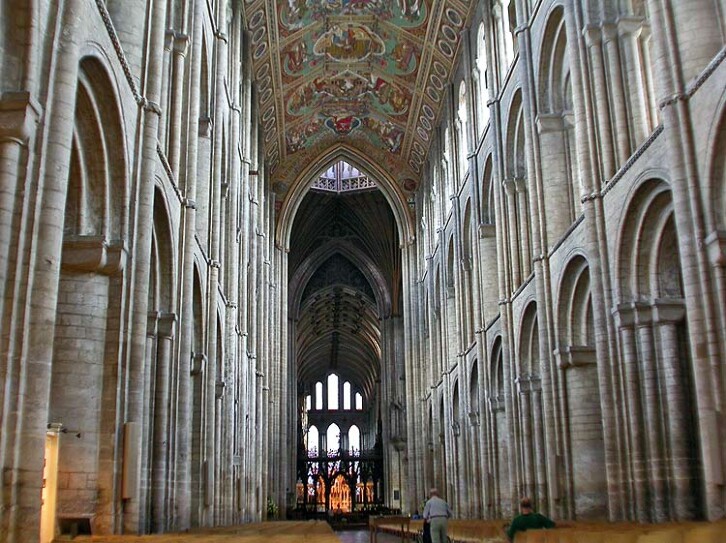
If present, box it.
[335,529,407,543]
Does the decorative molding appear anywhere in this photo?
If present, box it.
[94,0,142,103]
[601,124,664,197]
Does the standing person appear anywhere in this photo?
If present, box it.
[422,488,452,543]
[506,497,555,541]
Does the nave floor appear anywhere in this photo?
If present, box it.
[58,522,402,543]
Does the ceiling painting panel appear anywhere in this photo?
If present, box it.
[242,0,474,193]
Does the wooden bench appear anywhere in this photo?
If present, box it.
[370,515,412,543]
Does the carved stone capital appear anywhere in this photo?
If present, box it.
[61,236,127,275]
[0,91,41,144]
[158,312,178,339]
[536,113,565,134]
[147,311,160,336]
[555,345,596,369]
[191,352,207,375]
[173,33,190,56]
[617,16,644,39]
[705,230,726,266]
[479,223,496,239]
[582,25,602,48]
[215,380,226,399]
[652,298,685,324]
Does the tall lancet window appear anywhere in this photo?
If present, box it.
[343,381,351,410]
[349,425,361,453]
[307,425,319,455]
[315,381,323,410]
[355,392,363,410]
[326,423,341,454]
[327,373,339,410]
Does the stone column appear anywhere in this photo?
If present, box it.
[514,178,531,278]
[581,27,615,180]
[602,24,632,165]
[530,377,547,511]
[142,312,159,530]
[502,179,520,287]
[653,300,697,520]
[0,93,39,343]
[612,304,648,521]
[704,232,726,365]
[569,1,627,520]
[633,304,666,521]
[168,33,189,177]
[152,312,177,531]
[516,375,534,500]
[124,0,169,531]
[646,0,725,518]
[1,2,81,540]
[617,17,650,147]
[173,0,204,528]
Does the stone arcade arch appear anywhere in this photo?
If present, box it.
[48,55,129,535]
[613,177,700,522]
[554,255,606,519]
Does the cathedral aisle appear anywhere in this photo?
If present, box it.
[335,528,403,543]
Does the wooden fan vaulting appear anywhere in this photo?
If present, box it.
[241,0,475,193]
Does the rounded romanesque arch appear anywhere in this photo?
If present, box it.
[612,177,699,521]
[48,55,130,534]
[554,254,606,519]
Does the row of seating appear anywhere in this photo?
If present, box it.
[374,518,507,542]
[514,520,726,543]
[373,518,726,543]
[75,520,340,542]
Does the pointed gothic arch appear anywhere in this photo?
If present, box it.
[275,144,414,250]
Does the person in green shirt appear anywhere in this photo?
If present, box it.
[506,497,555,541]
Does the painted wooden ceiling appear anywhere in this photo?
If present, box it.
[242,0,474,193]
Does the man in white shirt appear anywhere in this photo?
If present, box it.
[422,488,452,543]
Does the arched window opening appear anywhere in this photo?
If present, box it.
[315,381,324,410]
[326,423,341,454]
[443,127,454,200]
[306,394,312,412]
[476,23,490,132]
[307,425,319,456]
[349,425,361,453]
[457,81,469,180]
[343,381,351,410]
[327,373,339,410]
[355,392,363,410]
